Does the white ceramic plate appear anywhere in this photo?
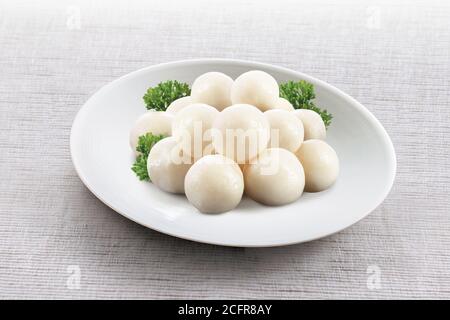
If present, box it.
[71,59,396,247]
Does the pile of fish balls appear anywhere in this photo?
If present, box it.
[130,71,339,214]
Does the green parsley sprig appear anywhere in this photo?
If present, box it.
[131,133,166,181]
[279,80,332,128]
[143,80,191,111]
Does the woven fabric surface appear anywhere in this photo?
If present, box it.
[0,0,449,299]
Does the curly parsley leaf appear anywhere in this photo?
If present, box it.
[135,132,166,156]
[279,80,333,128]
[132,155,150,181]
[143,80,191,111]
[131,133,166,181]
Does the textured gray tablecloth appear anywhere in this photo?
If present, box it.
[1,0,449,299]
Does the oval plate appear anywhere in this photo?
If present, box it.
[71,59,396,247]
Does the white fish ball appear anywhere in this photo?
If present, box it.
[212,104,270,164]
[244,148,305,206]
[295,139,339,192]
[265,109,304,152]
[191,72,233,111]
[172,103,219,159]
[147,137,192,194]
[293,109,326,140]
[273,97,295,111]
[166,96,193,114]
[231,70,279,112]
[184,155,244,213]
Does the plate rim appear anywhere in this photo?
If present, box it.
[70,58,397,247]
